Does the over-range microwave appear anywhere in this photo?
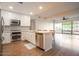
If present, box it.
[10,19,20,26]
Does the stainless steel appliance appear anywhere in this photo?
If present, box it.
[36,33,43,49]
[10,20,20,26]
[10,19,21,42]
[11,31,21,42]
[0,9,4,56]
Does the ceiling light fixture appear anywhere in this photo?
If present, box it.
[30,12,33,15]
[9,6,13,10]
[39,6,43,10]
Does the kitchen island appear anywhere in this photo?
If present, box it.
[22,30,54,51]
[35,31,54,51]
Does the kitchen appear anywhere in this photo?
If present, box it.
[0,2,79,56]
[0,8,53,55]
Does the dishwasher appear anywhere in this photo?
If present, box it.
[36,33,43,49]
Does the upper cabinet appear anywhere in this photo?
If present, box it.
[1,10,30,26]
[21,15,30,26]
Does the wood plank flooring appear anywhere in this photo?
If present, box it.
[2,41,79,56]
[2,41,44,56]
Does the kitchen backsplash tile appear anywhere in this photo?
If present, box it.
[4,26,30,32]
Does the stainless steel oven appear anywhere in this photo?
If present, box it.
[11,31,21,42]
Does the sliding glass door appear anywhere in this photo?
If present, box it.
[73,20,79,34]
[55,21,62,34]
[62,20,72,34]
[54,17,79,35]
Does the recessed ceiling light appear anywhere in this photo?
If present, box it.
[30,12,33,15]
[9,6,13,10]
[39,6,43,10]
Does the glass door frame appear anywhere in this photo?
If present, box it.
[54,17,79,35]
[62,19,73,34]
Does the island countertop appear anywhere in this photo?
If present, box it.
[35,30,54,34]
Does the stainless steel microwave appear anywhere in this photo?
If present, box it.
[10,19,20,26]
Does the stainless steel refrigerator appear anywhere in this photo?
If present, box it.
[0,9,4,56]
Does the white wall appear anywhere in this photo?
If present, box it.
[36,19,53,30]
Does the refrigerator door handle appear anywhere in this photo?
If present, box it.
[1,17,4,34]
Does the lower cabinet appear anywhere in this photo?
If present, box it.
[21,31,36,45]
[27,32,36,44]
[2,32,11,44]
[21,32,27,41]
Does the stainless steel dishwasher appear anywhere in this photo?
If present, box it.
[36,33,43,49]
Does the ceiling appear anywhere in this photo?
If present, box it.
[0,2,79,18]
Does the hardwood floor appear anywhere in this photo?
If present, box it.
[2,41,44,56]
[2,40,79,56]
[43,47,79,56]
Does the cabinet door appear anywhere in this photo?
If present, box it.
[1,10,30,26]
[21,16,30,26]
[21,32,27,40]
[1,10,21,26]
[28,32,35,44]
[22,32,35,44]
[36,33,43,48]
[21,32,31,41]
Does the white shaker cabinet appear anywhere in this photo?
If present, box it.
[21,32,27,41]
[21,31,36,45]
[1,10,30,26]
[1,10,22,26]
[21,16,30,26]
[27,32,36,45]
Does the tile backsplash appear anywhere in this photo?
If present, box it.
[4,26,30,32]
